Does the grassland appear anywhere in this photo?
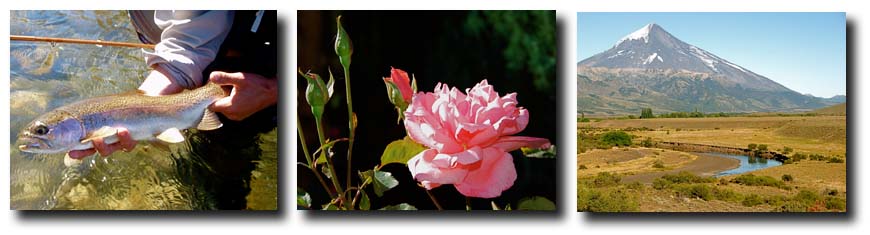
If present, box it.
[578,115,847,212]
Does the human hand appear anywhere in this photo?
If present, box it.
[209,71,278,121]
[67,127,137,159]
[139,65,185,96]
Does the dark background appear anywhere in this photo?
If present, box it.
[297,10,557,210]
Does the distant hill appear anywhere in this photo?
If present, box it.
[578,23,838,115]
[812,102,847,115]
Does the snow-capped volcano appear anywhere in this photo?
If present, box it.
[577,23,836,115]
[579,23,789,92]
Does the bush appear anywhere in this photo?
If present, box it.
[781,174,794,182]
[825,197,846,210]
[712,188,740,202]
[626,182,644,190]
[742,194,764,207]
[577,188,638,212]
[825,188,839,196]
[652,160,665,168]
[783,146,793,154]
[599,131,632,147]
[660,171,716,184]
[592,172,621,187]
[641,137,654,148]
[748,143,757,150]
[757,144,768,151]
[793,190,822,205]
[731,174,788,189]
[827,157,844,163]
[579,164,588,170]
[778,200,808,212]
[673,184,713,201]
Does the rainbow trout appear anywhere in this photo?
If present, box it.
[17,82,227,155]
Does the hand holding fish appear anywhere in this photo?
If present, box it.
[67,127,137,159]
[208,71,278,121]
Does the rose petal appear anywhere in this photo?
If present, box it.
[454,147,517,198]
[408,149,468,187]
[491,136,551,152]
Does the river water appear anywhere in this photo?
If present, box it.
[9,10,278,210]
[710,153,783,177]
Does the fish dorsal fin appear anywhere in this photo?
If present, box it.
[156,128,185,143]
[196,109,223,130]
[81,126,119,145]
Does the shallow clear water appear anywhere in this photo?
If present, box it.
[710,153,783,177]
[9,10,278,210]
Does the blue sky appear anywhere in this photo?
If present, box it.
[577,12,846,98]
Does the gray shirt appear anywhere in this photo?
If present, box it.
[130,10,234,89]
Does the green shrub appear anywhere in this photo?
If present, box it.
[742,194,764,207]
[712,188,740,202]
[660,171,716,184]
[825,188,839,196]
[825,197,846,210]
[626,182,644,190]
[757,144,768,151]
[673,184,713,201]
[652,178,672,190]
[641,137,654,148]
[579,164,588,170]
[827,157,844,163]
[599,131,632,147]
[577,188,638,212]
[652,160,665,168]
[592,172,621,187]
[781,174,794,182]
[731,174,788,189]
[777,200,808,212]
[791,153,808,161]
[793,190,822,205]
[748,143,757,150]
[783,146,793,154]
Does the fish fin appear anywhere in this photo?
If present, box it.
[81,126,119,144]
[196,109,223,130]
[64,153,84,167]
[155,128,185,143]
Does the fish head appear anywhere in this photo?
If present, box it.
[17,110,85,154]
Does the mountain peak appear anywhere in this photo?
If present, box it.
[614,23,665,46]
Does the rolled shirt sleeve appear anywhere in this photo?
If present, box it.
[143,10,234,89]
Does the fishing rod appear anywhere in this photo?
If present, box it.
[10,35,155,49]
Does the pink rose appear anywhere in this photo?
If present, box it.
[404,80,550,198]
[383,67,414,103]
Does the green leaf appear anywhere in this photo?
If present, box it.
[372,170,399,197]
[314,138,348,164]
[517,196,556,211]
[322,203,339,210]
[521,145,557,159]
[359,191,371,210]
[297,188,311,209]
[380,137,426,166]
[379,203,417,210]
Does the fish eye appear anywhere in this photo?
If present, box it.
[33,125,49,135]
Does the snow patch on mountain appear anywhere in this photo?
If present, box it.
[615,23,652,46]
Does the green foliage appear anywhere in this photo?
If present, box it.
[730,174,788,189]
[712,187,740,202]
[359,169,400,197]
[641,137,654,148]
[591,172,622,187]
[599,131,632,147]
[359,191,371,210]
[626,182,644,190]
[577,187,638,212]
[781,174,794,182]
[640,108,654,119]
[672,184,713,200]
[777,200,808,212]
[742,194,764,207]
[782,146,793,154]
[660,171,716,184]
[827,157,845,163]
[379,203,417,210]
[464,11,556,91]
[297,188,312,209]
[793,190,822,205]
[380,137,427,166]
[825,197,846,210]
[747,143,757,150]
[517,196,556,210]
[757,144,768,151]
[652,159,665,169]
[521,145,557,158]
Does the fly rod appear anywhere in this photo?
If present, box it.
[11,35,155,49]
